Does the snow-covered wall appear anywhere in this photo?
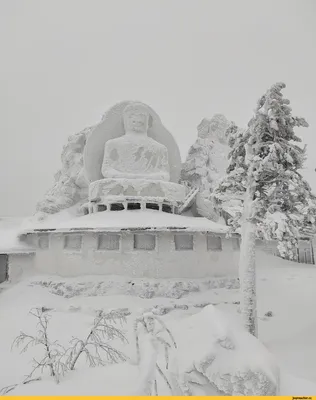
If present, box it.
[30,231,239,279]
[7,253,35,283]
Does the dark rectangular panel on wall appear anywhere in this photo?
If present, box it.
[134,234,156,250]
[232,237,240,250]
[0,254,8,283]
[98,234,120,250]
[64,235,82,251]
[207,235,222,251]
[174,234,194,250]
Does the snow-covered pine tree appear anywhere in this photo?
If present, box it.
[215,83,314,259]
[212,122,248,227]
[214,82,313,336]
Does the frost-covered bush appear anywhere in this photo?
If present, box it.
[30,276,239,299]
[2,308,181,396]
[1,307,127,394]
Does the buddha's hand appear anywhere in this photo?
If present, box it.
[101,167,123,179]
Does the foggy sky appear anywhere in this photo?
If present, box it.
[1,0,315,217]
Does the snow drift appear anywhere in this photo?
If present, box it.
[168,305,279,395]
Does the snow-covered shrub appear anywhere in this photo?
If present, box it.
[1,307,127,394]
[30,276,239,299]
[264,311,273,317]
[66,309,127,370]
[1,308,67,394]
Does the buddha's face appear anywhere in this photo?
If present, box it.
[124,111,149,134]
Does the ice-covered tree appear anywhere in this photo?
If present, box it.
[215,83,315,259]
[212,122,247,223]
[225,121,241,148]
[214,82,314,336]
[181,136,213,193]
[181,115,230,196]
[35,127,93,219]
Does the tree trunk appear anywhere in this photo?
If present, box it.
[239,186,258,337]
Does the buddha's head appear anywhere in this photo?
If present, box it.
[123,102,152,135]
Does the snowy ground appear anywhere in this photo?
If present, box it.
[0,251,315,395]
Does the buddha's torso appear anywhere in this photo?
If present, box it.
[102,135,170,180]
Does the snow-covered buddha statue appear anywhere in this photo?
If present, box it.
[101,103,170,182]
[83,100,185,213]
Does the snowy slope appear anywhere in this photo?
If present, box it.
[0,251,315,394]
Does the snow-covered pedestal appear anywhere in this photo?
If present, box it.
[88,178,185,213]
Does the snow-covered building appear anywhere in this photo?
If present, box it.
[6,101,240,282]
[0,222,35,284]
[19,210,238,279]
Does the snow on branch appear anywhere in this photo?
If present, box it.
[66,309,128,370]
[133,312,177,395]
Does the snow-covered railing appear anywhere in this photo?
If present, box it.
[82,196,180,215]
[178,187,199,214]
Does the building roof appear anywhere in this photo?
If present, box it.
[20,210,229,235]
[0,228,35,254]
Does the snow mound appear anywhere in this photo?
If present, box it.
[280,372,316,395]
[168,305,279,395]
[20,204,81,231]
[7,364,140,396]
